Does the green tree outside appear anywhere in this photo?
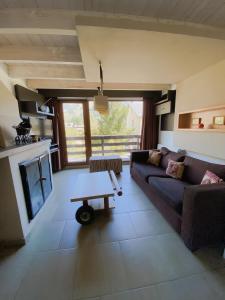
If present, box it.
[90,102,133,135]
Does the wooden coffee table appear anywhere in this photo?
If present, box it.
[89,155,122,174]
[71,171,122,225]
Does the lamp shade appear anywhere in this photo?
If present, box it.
[94,95,109,114]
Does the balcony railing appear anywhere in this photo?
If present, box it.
[66,134,141,159]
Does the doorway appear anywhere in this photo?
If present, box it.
[61,101,91,166]
[60,99,143,167]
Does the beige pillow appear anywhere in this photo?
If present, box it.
[147,150,162,167]
[166,159,184,179]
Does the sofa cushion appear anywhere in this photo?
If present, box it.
[201,170,223,185]
[132,162,169,181]
[148,177,191,214]
[160,147,170,156]
[160,151,185,170]
[147,150,162,166]
[183,156,225,185]
[166,160,185,179]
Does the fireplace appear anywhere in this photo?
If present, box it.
[20,153,52,221]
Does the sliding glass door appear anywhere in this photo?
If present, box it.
[89,100,143,160]
[60,99,143,167]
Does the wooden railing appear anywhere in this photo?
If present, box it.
[66,134,141,157]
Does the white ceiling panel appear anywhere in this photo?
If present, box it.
[1,0,225,29]
[78,26,225,84]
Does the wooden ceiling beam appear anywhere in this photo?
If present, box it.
[0,9,77,36]
[37,88,162,99]
[27,79,171,90]
[0,28,77,36]
[8,64,85,79]
[0,46,82,64]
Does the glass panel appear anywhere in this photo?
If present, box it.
[89,101,143,160]
[62,103,86,163]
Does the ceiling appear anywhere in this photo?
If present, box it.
[0,2,225,89]
[78,26,225,84]
[1,0,225,28]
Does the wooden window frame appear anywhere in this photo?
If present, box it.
[59,99,92,168]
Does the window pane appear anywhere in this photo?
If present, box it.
[62,103,86,163]
[89,101,143,159]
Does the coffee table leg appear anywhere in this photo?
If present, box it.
[83,200,88,207]
[104,196,109,210]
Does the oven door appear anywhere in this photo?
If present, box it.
[20,157,44,221]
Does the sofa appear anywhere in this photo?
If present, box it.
[130,147,225,251]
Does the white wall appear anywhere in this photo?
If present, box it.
[158,131,225,164]
[0,64,27,147]
[159,59,225,163]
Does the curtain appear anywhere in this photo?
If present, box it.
[140,98,159,150]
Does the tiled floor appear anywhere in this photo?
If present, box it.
[1,165,225,299]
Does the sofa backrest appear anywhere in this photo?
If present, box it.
[183,156,225,185]
[160,148,185,169]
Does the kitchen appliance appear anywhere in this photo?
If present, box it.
[13,119,32,145]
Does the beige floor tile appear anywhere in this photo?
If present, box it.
[59,220,100,249]
[202,268,225,298]
[136,285,159,300]
[52,201,80,221]
[120,234,205,288]
[155,234,207,277]
[157,273,223,300]
[113,193,155,214]
[0,249,33,296]
[195,246,225,270]
[74,242,128,299]
[127,193,155,211]
[15,249,76,300]
[122,182,143,196]
[101,289,140,300]
[26,220,65,252]
[0,295,14,300]
[120,236,174,288]
[117,174,133,185]
[129,210,173,237]
[97,213,137,243]
[1,166,224,300]
[83,298,100,300]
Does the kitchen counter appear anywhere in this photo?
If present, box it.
[0,140,51,159]
[0,138,53,245]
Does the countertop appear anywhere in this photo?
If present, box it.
[0,140,51,159]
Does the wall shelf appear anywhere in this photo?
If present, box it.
[177,104,225,133]
[177,128,225,133]
[20,101,55,118]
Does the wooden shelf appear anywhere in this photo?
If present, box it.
[177,128,225,133]
[20,101,55,118]
[178,104,225,132]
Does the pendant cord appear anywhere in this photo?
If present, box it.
[99,61,103,95]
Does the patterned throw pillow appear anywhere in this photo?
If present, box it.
[147,150,162,167]
[166,159,184,179]
[201,170,223,185]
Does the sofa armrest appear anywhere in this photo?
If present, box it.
[130,150,149,164]
[181,183,225,251]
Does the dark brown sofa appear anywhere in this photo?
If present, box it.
[130,148,225,251]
